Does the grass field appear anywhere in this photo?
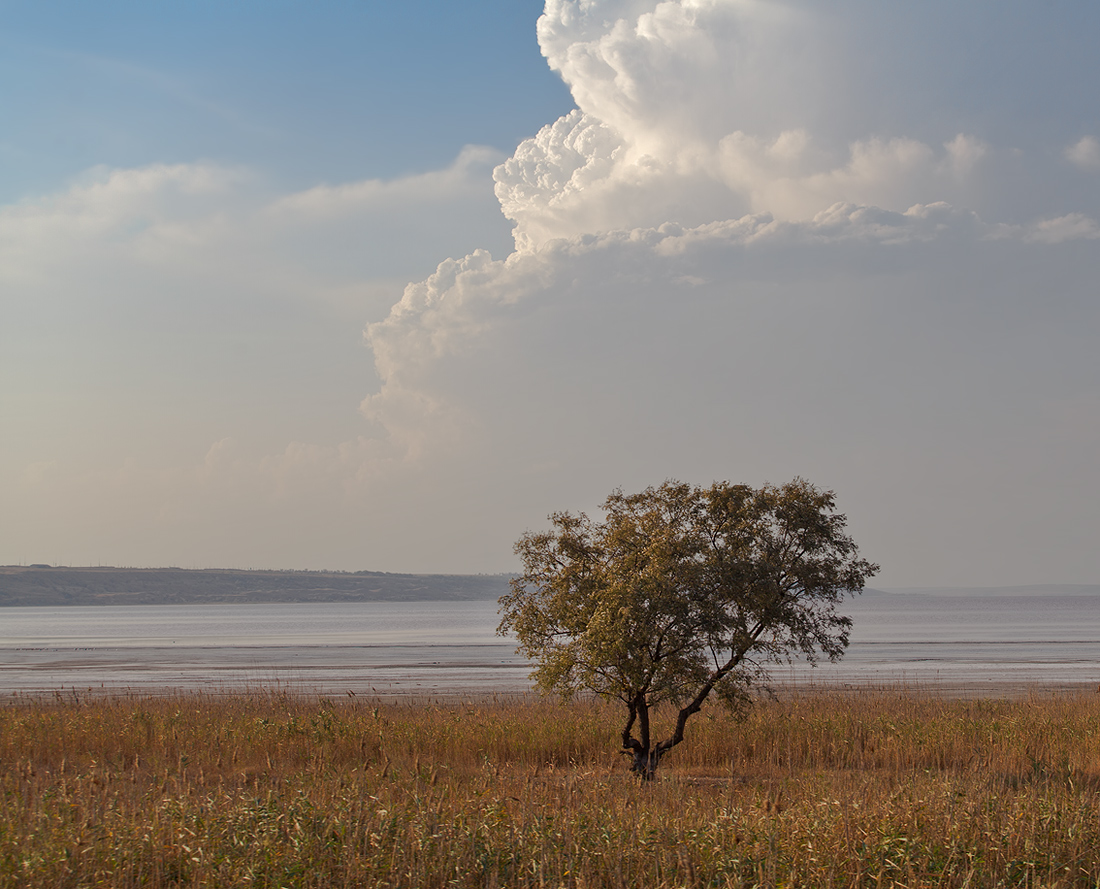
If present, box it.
[3,688,1100,887]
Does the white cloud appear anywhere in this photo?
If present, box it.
[492,1,1015,246]
[495,120,999,245]
[495,109,751,247]
[1023,213,1100,245]
[1066,136,1100,172]
[0,147,510,317]
[721,135,953,222]
[270,145,504,220]
[537,0,814,153]
[494,1,1100,250]
[943,134,989,178]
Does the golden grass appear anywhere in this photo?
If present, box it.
[4,688,1100,887]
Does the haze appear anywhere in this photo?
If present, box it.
[3,0,1098,587]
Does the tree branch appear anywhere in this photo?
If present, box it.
[621,697,642,753]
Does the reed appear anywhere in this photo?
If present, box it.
[3,688,1100,887]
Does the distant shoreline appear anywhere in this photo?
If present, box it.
[4,565,1099,608]
[0,565,513,607]
[4,566,1100,608]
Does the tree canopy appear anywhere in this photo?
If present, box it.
[498,478,878,778]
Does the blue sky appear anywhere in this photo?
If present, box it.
[0,1,571,201]
[3,1,1099,585]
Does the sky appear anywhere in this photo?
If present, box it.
[2,0,1099,587]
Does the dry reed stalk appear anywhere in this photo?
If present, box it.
[3,689,1100,887]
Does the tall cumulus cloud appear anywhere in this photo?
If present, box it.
[362,0,1100,583]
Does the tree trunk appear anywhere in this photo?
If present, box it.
[622,693,672,780]
[631,746,664,780]
[621,645,753,780]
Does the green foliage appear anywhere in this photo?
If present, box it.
[499,478,878,775]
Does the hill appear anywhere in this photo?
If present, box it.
[0,566,512,607]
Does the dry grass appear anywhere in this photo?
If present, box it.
[4,688,1100,887]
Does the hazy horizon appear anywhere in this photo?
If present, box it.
[3,1,1099,588]
[4,566,1100,599]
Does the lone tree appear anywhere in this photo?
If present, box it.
[499,479,878,779]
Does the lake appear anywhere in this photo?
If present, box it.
[3,594,1100,697]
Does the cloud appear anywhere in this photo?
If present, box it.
[717,134,997,223]
[494,1,1100,249]
[363,203,1087,465]
[270,145,505,220]
[1022,213,1100,245]
[355,0,1100,581]
[495,1,1009,246]
[0,149,514,571]
[7,0,1100,583]
[8,192,1097,578]
[536,0,818,153]
[1066,136,1100,172]
[493,113,1002,247]
[360,204,1100,580]
[0,148,509,311]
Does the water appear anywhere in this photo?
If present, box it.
[0,601,526,696]
[2,595,1100,696]
[798,594,1100,692]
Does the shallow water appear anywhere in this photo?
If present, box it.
[0,601,524,696]
[2,595,1099,696]
[799,594,1100,691]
